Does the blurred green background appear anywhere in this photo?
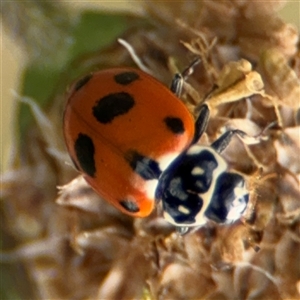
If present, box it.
[1,2,141,172]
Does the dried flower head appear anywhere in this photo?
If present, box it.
[1,1,300,299]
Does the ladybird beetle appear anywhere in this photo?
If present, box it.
[63,65,249,230]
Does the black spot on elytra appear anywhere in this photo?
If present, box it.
[74,74,93,91]
[93,92,135,124]
[119,199,140,213]
[177,148,218,194]
[126,150,162,180]
[164,117,185,134]
[114,71,140,85]
[74,133,96,177]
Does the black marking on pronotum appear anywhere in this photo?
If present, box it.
[119,199,140,213]
[93,92,135,124]
[74,74,93,92]
[126,150,162,180]
[205,172,249,223]
[114,71,140,85]
[156,147,221,225]
[164,117,185,134]
[162,183,204,224]
[167,149,218,194]
[74,133,96,177]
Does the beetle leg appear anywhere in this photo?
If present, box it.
[192,104,210,144]
[170,58,201,97]
[211,129,262,154]
[170,73,184,96]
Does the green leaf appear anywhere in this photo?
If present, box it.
[69,12,129,58]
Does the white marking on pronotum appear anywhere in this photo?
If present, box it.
[226,200,247,222]
[178,205,190,215]
[186,145,203,155]
[144,179,159,200]
[191,166,205,175]
[225,183,248,222]
[157,152,180,172]
[233,186,248,199]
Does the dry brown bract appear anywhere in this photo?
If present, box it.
[1,1,300,299]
